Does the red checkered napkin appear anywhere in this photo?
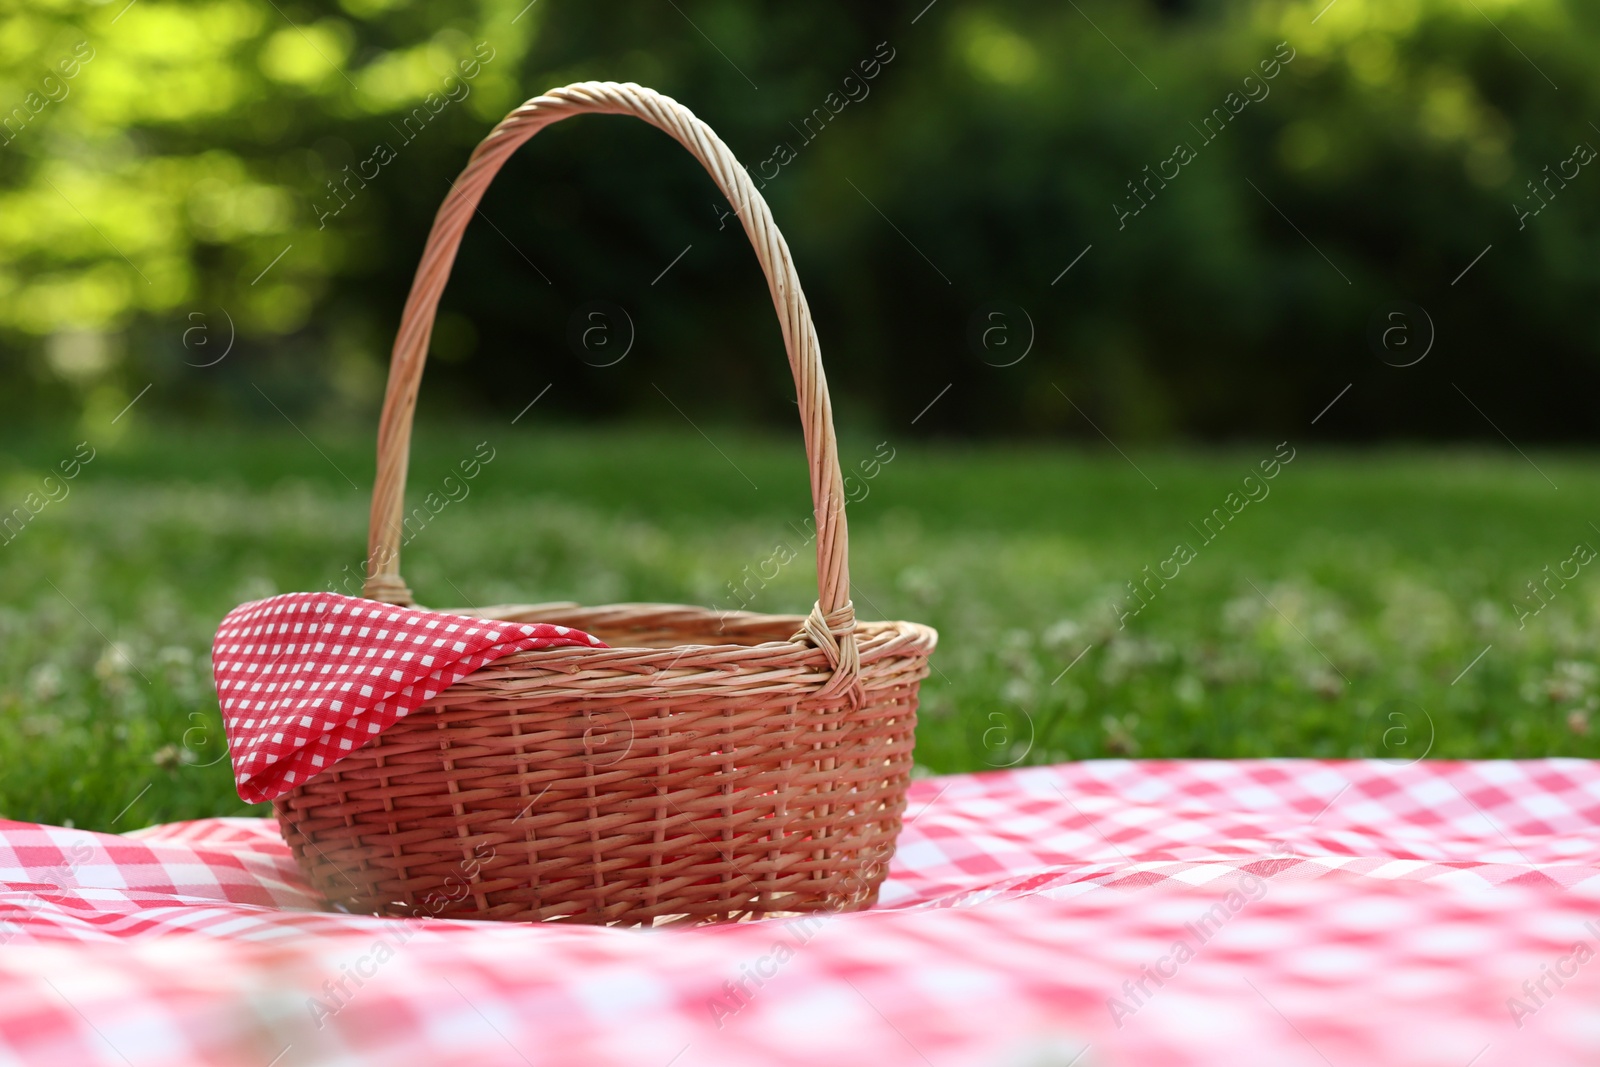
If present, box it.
[212,592,605,804]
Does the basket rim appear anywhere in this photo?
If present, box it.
[431,599,937,664]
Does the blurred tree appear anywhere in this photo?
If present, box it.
[0,0,1597,442]
[0,0,536,424]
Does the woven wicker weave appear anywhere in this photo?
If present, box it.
[273,82,937,926]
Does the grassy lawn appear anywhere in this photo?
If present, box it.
[1,422,1596,832]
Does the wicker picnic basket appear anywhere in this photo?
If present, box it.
[273,82,937,927]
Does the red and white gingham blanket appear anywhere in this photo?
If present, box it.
[4,758,1600,1066]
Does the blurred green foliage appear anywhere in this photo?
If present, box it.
[1,0,1598,440]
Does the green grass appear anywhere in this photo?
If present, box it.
[2,422,1597,832]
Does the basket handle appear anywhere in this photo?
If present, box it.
[363,81,859,699]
